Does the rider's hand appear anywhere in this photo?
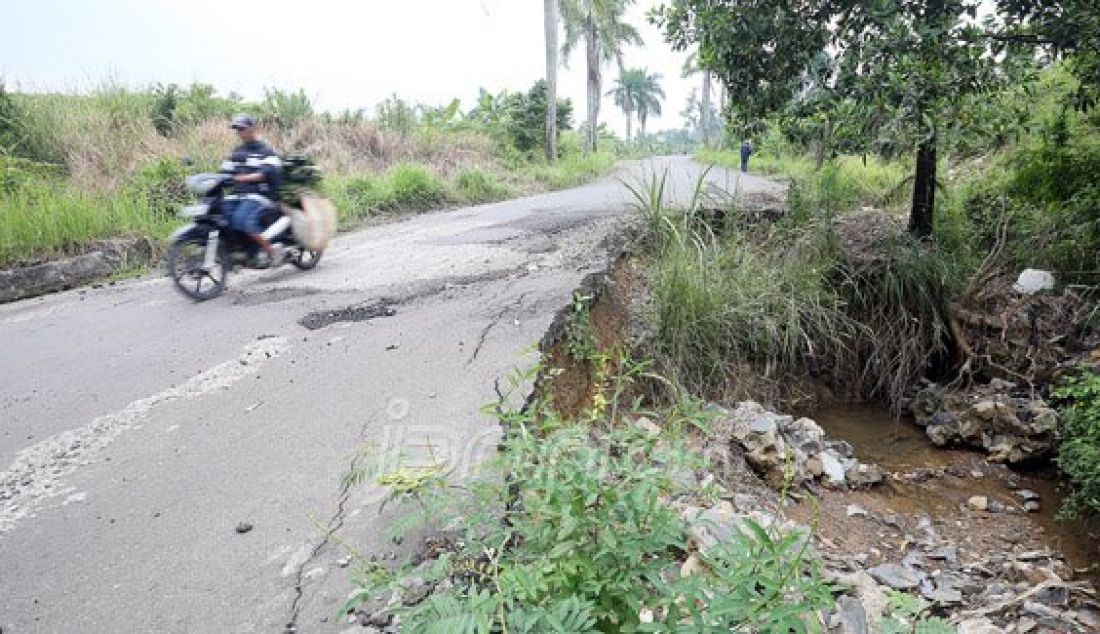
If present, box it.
[234,173,264,184]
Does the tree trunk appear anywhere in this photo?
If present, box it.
[544,0,559,163]
[909,135,937,239]
[700,70,712,148]
[625,111,633,142]
[585,16,600,154]
[640,112,647,138]
[813,119,833,171]
[718,81,726,146]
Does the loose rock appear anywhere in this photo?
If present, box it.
[910,384,1059,463]
[867,563,922,590]
[958,617,1002,634]
[835,595,869,634]
[968,496,989,512]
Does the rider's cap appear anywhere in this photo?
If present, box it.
[230,114,256,130]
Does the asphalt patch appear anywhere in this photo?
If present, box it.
[298,302,397,330]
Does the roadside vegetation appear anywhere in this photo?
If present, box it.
[0,81,617,267]
[658,0,1100,520]
[685,77,1100,517]
[343,361,836,632]
[331,0,1100,626]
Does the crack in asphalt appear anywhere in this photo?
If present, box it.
[467,292,530,366]
[283,476,355,633]
[283,406,385,633]
[283,286,533,629]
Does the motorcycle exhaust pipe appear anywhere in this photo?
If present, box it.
[261,216,291,241]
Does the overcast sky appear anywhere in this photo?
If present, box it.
[0,0,697,137]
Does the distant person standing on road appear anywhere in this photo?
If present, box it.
[740,139,754,173]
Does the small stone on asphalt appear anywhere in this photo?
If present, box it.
[235,522,253,534]
[846,504,869,518]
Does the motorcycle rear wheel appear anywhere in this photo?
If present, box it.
[290,248,323,270]
[167,233,229,300]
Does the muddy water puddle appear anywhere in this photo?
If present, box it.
[811,404,1100,579]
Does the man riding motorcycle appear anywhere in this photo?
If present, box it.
[223,114,284,267]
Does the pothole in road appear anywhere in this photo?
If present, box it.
[298,302,397,330]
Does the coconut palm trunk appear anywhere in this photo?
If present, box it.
[701,70,712,148]
[585,15,601,154]
[544,0,559,163]
[562,0,640,154]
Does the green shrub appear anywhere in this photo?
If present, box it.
[1053,368,1100,518]
[0,82,26,155]
[151,83,181,136]
[125,156,190,218]
[342,174,396,216]
[637,166,960,409]
[388,163,447,209]
[947,124,1100,279]
[1005,132,1100,276]
[151,82,239,136]
[0,155,61,193]
[695,149,908,212]
[454,167,509,203]
[258,87,313,129]
[344,388,831,632]
[547,151,616,189]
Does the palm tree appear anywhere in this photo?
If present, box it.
[634,70,664,138]
[544,0,559,163]
[607,68,664,141]
[561,0,642,153]
[682,50,713,147]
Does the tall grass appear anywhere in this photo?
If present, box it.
[696,148,910,213]
[637,168,964,410]
[635,175,856,405]
[830,215,965,407]
[521,150,617,189]
[0,182,175,264]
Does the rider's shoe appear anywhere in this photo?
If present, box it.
[270,244,287,266]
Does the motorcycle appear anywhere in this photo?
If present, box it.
[166,173,323,301]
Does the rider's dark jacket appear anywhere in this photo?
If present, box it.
[221,140,282,200]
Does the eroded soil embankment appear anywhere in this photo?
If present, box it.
[532,246,1100,631]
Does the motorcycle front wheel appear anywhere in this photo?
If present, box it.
[167,233,229,300]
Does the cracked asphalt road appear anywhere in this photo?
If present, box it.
[0,157,781,632]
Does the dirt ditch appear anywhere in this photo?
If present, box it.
[532,246,1100,631]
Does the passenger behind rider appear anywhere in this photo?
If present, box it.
[223,114,284,267]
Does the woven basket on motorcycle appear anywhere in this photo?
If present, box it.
[279,155,337,251]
